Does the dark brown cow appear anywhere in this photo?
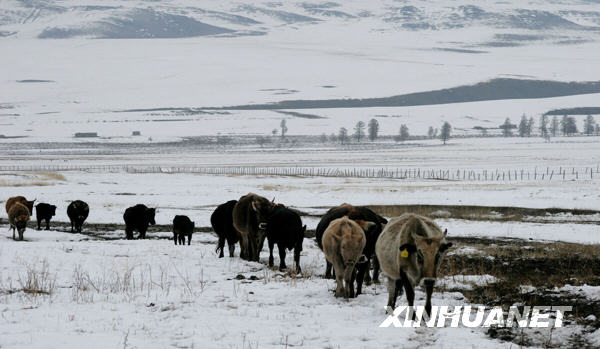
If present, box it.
[6,196,35,215]
[232,193,275,262]
[8,202,30,240]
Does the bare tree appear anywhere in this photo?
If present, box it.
[527,117,534,137]
[427,126,435,138]
[550,116,559,137]
[320,133,328,143]
[354,121,365,142]
[367,118,379,141]
[338,127,349,145]
[518,114,528,137]
[395,124,409,142]
[441,122,451,144]
[539,115,549,138]
[500,118,516,137]
[280,119,288,138]
[584,115,595,136]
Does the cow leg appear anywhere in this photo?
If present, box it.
[70,221,74,233]
[12,226,15,240]
[187,234,191,246]
[45,219,50,230]
[227,241,235,258]
[217,235,226,257]
[399,270,416,321]
[278,243,287,270]
[37,218,41,230]
[268,239,275,267]
[325,260,333,279]
[138,228,146,239]
[424,283,434,318]
[19,230,24,241]
[293,246,301,274]
[125,228,133,240]
[178,235,184,245]
[354,261,368,296]
[346,266,356,299]
[372,256,381,284]
[386,277,397,310]
[363,259,372,285]
[174,233,178,245]
[329,253,345,298]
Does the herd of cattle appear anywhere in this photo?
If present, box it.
[5,193,453,314]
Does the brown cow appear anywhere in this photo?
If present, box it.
[8,202,30,241]
[322,217,374,299]
[232,193,275,261]
[375,213,452,316]
[6,196,35,215]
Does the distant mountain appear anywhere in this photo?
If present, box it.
[1,0,599,40]
[219,79,600,110]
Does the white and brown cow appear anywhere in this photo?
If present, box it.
[375,213,452,316]
[322,216,374,299]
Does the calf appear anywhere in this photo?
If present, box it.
[211,200,240,258]
[6,196,35,215]
[322,217,374,299]
[8,202,30,241]
[123,204,156,239]
[173,215,194,245]
[67,200,89,233]
[35,203,56,230]
[265,206,306,273]
[315,204,387,294]
[375,213,452,316]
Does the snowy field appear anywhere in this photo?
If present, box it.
[2,0,600,347]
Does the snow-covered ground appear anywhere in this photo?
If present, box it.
[2,228,591,349]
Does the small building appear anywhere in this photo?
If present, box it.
[74,132,98,138]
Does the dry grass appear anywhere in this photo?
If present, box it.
[364,204,600,223]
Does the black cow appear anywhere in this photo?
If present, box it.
[67,200,89,234]
[315,204,387,295]
[211,200,240,258]
[35,203,56,230]
[173,215,194,245]
[123,204,156,240]
[265,206,306,273]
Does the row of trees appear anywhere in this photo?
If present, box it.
[331,119,452,145]
[499,114,599,138]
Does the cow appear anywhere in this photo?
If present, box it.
[35,203,56,230]
[322,217,374,299]
[375,213,453,317]
[211,200,241,258]
[6,196,35,215]
[232,193,275,262]
[173,215,194,245]
[123,204,156,240]
[265,206,306,273]
[67,200,89,234]
[8,202,30,241]
[315,204,387,295]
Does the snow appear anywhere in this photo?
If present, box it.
[0,228,507,349]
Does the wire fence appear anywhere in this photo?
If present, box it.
[1,164,599,182]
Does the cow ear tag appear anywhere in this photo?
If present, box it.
[401,249,409,258]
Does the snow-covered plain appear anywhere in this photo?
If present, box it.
[0,228,586,349]
[2,0,600,347]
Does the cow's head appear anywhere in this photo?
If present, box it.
[49,205,57,216]
[16,215,29,233]
[25,199,36,214]
[399,228,452,286]
[146,208,156,225]
[251,196,274,230]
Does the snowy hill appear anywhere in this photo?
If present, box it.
[1,1,600,141]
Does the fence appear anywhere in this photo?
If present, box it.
[0,164,598,182]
